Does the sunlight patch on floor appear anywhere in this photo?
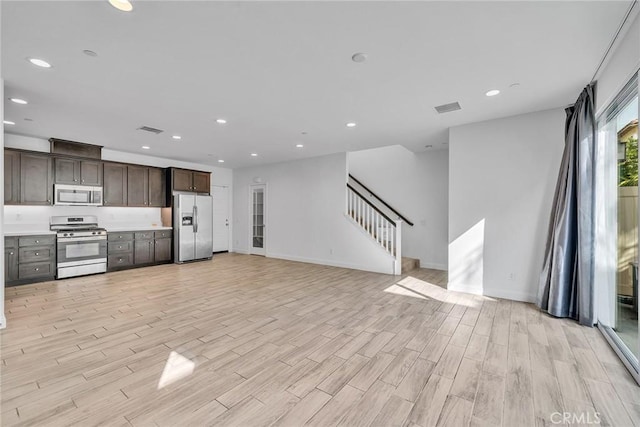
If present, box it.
[157,351,195,390]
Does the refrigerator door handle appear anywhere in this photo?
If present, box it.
[193,205,198,233]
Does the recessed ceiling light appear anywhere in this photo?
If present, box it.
[425,145,433,148]
[3,120,15,125]
[109,0,133,12]
[83,49,98,57]
[172,135,181,140]
[250,153,258,157]
[24,118,34,121]
[485,89,500,97]
[218,159,225,163]
[352,53,368,63]
[10,98,27,105]
[346,122,357,128]
[510,83,520,88]
[141,146,150,150]
[27,58,52,68]
[216,119,227,124]
[296,144,304,148]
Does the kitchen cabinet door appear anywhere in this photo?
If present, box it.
[134,239,154,265]
[54,158,80,184]
[192,172,210,194]
[154,238,172,263]
[80,160,103,186]
[148,167,166,207]
[5,243,18,283]
[4,150,20,205]
[103,163,128,206]
[20,153,53,205]
[127,165,149,207]
[172,169,193,192]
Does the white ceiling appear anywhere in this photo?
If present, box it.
[2,1,631,168]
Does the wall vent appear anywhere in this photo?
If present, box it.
[434,102,461,114]
[137,126,164,134]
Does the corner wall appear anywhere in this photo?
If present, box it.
[232,153,396,274]
[348,145,449,270]
[448,108,565,302]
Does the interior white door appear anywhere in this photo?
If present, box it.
[250,184,266,256]
[212,185,230,252]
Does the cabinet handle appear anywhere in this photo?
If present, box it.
[47,199,51,203]
[118,245,122,249]
[35,252,39,256]
[34,268,39,271]
[35,240,40,244]
[9,252,14,255]
[82,179,85,183]
[74,179,78,182]
[118,258,123,263]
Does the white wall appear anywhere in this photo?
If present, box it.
[348,145,448,270]
[448,108,565,302]
[595,10,639,115]
[233,153,396,274]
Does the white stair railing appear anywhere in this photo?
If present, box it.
[347,186,402,274]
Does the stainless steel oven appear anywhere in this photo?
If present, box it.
[54,184,103,206]
[51,216,107,279]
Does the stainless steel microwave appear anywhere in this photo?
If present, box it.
[54,184,103,206]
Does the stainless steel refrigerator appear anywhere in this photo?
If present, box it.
[174,194,213,262]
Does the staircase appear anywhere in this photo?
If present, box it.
[346,175,413,276]
[402,257,420,273]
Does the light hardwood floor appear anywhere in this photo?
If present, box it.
[1,253,639,426]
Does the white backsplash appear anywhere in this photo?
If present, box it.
[4,205,166,230]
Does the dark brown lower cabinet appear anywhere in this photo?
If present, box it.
[107,230,172,271]
[134,238,154,265]
[5,235,56,286]
[154,238,172,263]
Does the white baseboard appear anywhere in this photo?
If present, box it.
[231,248,249,255]
[447,282,536,303]
[419,262,447,271]
[0,314,6,329]
[267,252,394,275]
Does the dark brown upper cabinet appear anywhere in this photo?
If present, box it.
[127,166,166,207]
[148,167,166,207]
[54,158,102,186]
[127,165,149,207]
[103,162,128,206]
[170,168,210,194]
[20,152,53,205]
[4,149,21,205]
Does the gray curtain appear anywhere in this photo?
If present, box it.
[537,84,596,326]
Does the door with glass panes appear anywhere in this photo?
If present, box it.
[250,185,266,255]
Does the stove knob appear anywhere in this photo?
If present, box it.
[92,231,96,235]
[69,233,74,237]
[63,233,68,237]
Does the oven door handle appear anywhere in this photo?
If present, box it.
[58,236,107,243]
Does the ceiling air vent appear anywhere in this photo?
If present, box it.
[137,126,164,134]
[434,102,461,114]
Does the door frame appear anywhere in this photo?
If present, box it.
[249,184,267,256]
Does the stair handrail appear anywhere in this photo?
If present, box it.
[348,174,414,226]
[346,183,396,225]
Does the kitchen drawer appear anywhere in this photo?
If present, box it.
[134,231,154,240]
[19,235,55,247]
[19,247,54,263]
[108,241,133,254]
[154,230,172,239]
[107,232,134,242]
[108,253,134,269]
[19,262,54,280]
[5,237,16,249]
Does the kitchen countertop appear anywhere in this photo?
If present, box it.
[105,226,173,232]
[4,229,57,237]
